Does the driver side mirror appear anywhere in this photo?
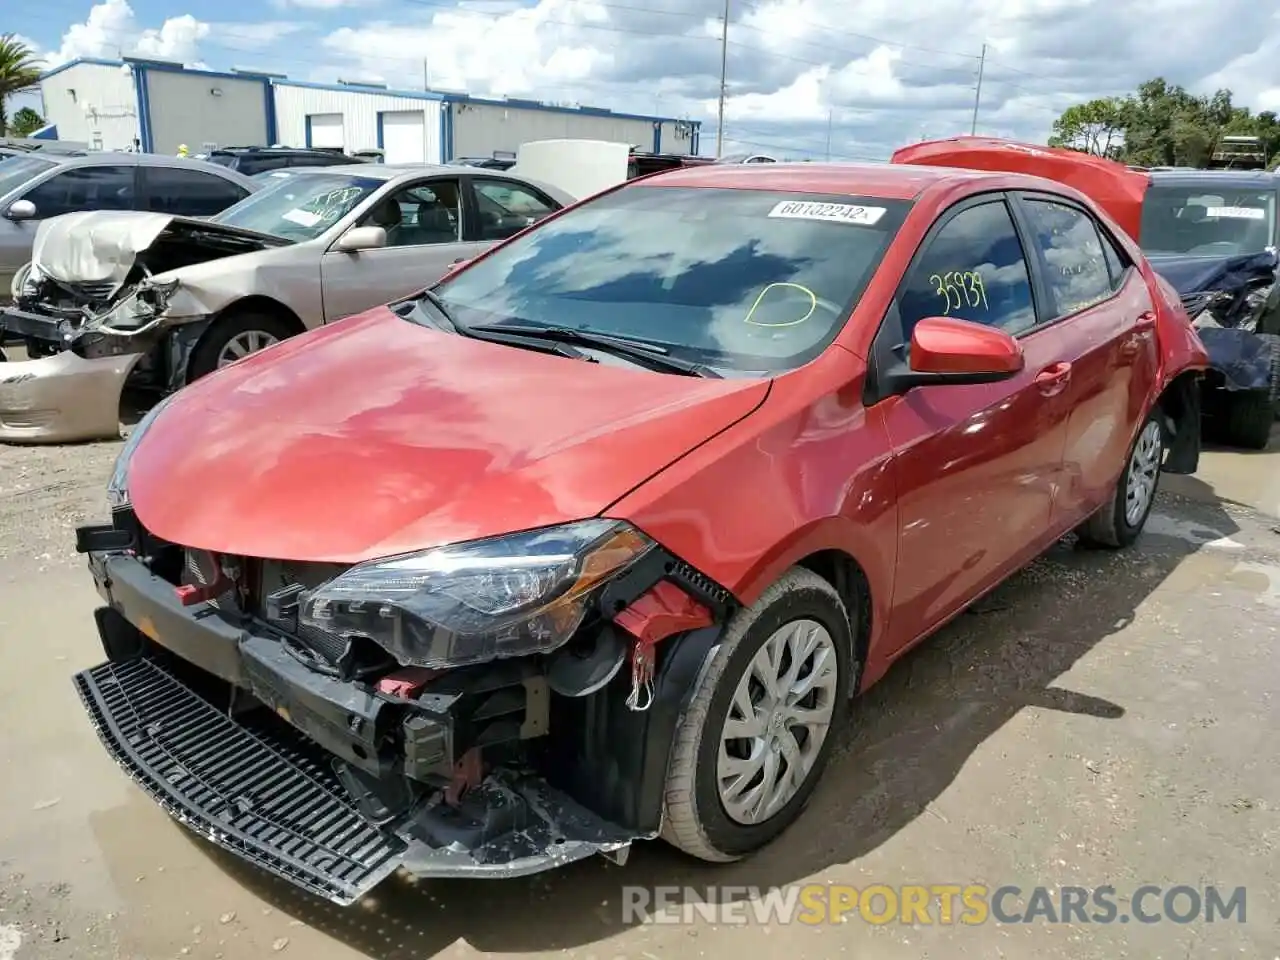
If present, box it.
[5,199,37,221]
[334,225,387,253]
[883,316,1024,394]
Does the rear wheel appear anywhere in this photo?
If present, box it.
[185,310,296,383]
[661,567,853,861]
[1221,390,1273,450]
[1077,411,1163,549]
[1256,332,1280,420]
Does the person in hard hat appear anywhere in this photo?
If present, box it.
[176,143,189,158]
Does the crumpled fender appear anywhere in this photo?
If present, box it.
[1148,268,1211,391]
[0,351,142,444]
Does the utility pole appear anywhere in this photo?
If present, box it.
[423,57,430,91]
[825,108,833,160]
[970,42,986,135]
[715,0,729,158]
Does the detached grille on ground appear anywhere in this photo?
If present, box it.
[74,657,406,905]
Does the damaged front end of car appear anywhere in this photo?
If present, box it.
[0,212,284,443]
[72,468,736,903]
[1157,249,1280,447]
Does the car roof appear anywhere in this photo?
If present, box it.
[1148,169,1278,189]
[214,146,342,154]
[10,150,259,189]
[634,160,1025,201]
[279,162,478,182]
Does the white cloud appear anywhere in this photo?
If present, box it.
[271,0,379,9]
[208,21,309,50]
[40,0,207,66]
[24,0,1280,160]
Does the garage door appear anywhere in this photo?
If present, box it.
[308,113,344,149]
[381,111,425,164]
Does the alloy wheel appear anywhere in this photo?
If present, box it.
[716,618,839,825]
[1124,419,1163,527]
[216,330,280,367]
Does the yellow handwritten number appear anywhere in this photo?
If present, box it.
[929,270,988,314]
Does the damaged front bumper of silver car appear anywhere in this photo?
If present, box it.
[0,282,177,444]
[0,213,192,444]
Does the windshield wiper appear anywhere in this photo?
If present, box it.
[465,323,722,378]
[408,292,594,362]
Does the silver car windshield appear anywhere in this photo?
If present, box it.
[211,172,384,240]
[0,155,57,198]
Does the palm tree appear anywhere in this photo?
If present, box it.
[0,34,43,136]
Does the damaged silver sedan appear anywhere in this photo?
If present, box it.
[0,163,576,443]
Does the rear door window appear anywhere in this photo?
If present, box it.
[22,164,137,218]
[141,166,250,217]
[472,179,559,240]
[1021,199,1117,318]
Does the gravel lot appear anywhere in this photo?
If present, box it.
[0,425,1277,960]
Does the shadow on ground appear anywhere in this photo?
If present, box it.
[132,493,1242,959]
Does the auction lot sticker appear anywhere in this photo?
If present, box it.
[768,200,887,225]
[1206,206,1266,220]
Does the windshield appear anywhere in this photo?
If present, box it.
[0,155,57,198]
[434,186,909,374]
[1140,184,1277,257]
[211,172,384,240]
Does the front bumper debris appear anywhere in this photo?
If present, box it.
[0,350,143,443]
[76,549,643,903]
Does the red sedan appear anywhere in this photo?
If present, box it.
[73,161,1208,903]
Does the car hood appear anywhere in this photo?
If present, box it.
[30,210,287,289]
[128,307,770,563]
[1146,250,1279,295]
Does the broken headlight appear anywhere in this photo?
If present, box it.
[95,280,179,332]
[106,392,177,508]
[298,519,655,668]
[11,262,40,301]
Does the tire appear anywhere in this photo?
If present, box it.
[1076,410,1164,549]
[185,310,297,384]
[1256,332,1280,419]
[661,567,855,862]
[1221,390,1273,450]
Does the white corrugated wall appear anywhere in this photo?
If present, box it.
[450,103,659,159]
[657,119,698,156]
[272,84,443,163]
[38,62,140,151]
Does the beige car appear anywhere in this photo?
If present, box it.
[0,163,576,443]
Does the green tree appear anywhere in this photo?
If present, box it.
[0,34,42,135]
[1048,97,1126,157]
[1049,78,1280,169]
[9,106,43,137]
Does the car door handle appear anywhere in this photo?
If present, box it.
[1133,311,1156,331]
[1035,361,1072,397]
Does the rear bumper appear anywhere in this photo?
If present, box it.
[0,350,141,443]
[79,550,643,902]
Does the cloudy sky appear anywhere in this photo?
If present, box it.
[9,0,1280,159]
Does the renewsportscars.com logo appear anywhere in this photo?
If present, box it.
[621,884,1247,926]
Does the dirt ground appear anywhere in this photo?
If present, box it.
[0,426,1277,960]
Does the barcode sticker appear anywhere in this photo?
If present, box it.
[767,200,887,225]
[1205,206,1266,220]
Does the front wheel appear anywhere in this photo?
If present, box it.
[185,311,296,384]
[661,567,853,862]
[1076,411,1164,549]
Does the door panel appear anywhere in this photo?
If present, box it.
[1016,195,1159,525]
[876,197,1071,654]
[320,177,488,322]
[884,325,1070,651]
